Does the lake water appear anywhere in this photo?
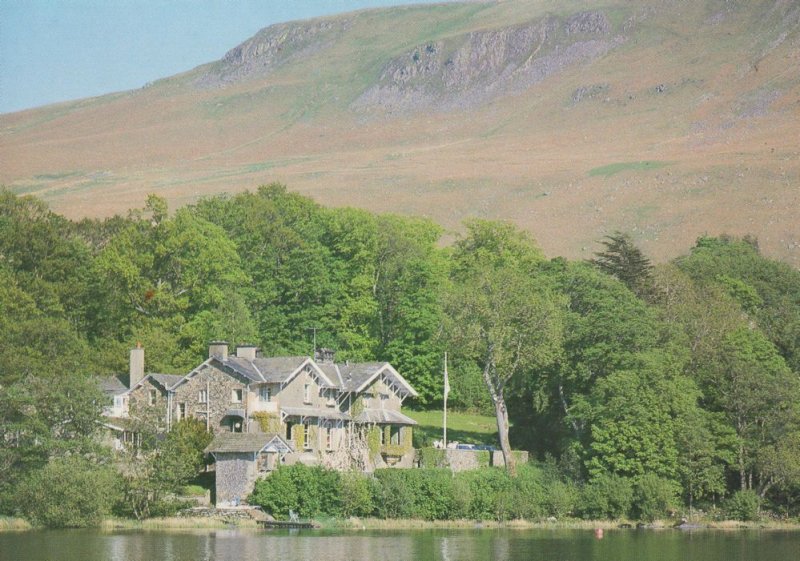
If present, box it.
[1,528,799,561]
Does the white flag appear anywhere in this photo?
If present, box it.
[443,352,450,399]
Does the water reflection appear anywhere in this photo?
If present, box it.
[1,528,799,561]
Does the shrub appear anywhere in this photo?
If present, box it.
[339,471,374,517]
[546,480,580,519]
[454,468,513,521]
[579,473,634,519]
[633,474,679,522]
[724,490,760,521]
[372,468,455,520]
[249,465,341,519]
[16,456,120,528]
[509,464,547,519]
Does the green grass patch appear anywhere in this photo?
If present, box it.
[405,409,499,446]
[588,161,669,178]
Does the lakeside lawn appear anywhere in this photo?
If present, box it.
[404,409,500,447]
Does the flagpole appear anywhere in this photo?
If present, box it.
[443,352,449,448]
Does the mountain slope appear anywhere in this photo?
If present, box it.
[2,0,799,264]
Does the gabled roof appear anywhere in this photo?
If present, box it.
[355,408,418,425]
[338,362,418,398]
[255,356,336,388]
[98,375,128,397]
[317,362,344,387]
[128,372,184,393]
[204,432,292,454]
[202,355,336,388]
[150,373,183,390]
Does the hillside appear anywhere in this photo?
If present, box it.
[2,0,799,264]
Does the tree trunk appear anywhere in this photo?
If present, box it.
[493,396,516,476]
[739,444,747,491]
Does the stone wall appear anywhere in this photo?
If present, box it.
[214,452,257,506]
[418,448,529,471]
[173,362,249,433]
[127,378,169,431]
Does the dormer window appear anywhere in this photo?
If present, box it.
[232,388,243,403]
[303,383,311,404]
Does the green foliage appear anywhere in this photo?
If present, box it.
[252,412,282,434]
[454,467,515,520]
[15,456,119,528]
[373,468,455,520]
[116,419,211,520]
[339,471,375,517]
[445,220,565,473]
[724,490,761,521]
[590,231,655,299]
[250,465,341,519]
[579,474,634,519]
[633,474,679,522]
[418,447,447,468]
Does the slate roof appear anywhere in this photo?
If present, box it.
[218,356,314,384]
[337,362,418,397]
[252,356,310,383]
[99,375,128,397]
[355,409,418,425]
[338,362,387,392]
[204,432,291,454]
[150,373,184,391]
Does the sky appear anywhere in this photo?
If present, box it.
[0,0,455,114]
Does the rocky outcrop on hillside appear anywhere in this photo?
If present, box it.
[353,11,624,115]
[196,18,352,88]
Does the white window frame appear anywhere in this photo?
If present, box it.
[303,383,311,404]
[232,388,243,403]
[259,386,271,402]
[148,389,157,406]
[198,389,208,404]
[325,425,333,450]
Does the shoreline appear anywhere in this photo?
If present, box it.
[4,515,800,533]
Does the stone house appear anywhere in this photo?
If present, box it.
[102,342,419,505]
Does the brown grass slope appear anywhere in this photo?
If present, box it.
[1,0,799,264]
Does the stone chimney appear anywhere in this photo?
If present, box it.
[129,343,144,389]
[208,341,229,360]
[314,348,336,363]
[236,344,258,361]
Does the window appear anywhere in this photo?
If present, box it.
[303,420,312,450]
[326,389,336,407]
[232,388,243,403]
[325,426,333,450]
[177,402,186,422]
[198,389,208,403]
[148,389,157,405]
[390,426,401,446]
[259,386,271,402]
[285,421,294,441]
[303,383,311,404]
[379,426,385,446]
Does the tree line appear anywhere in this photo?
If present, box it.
[1,185,799,523]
